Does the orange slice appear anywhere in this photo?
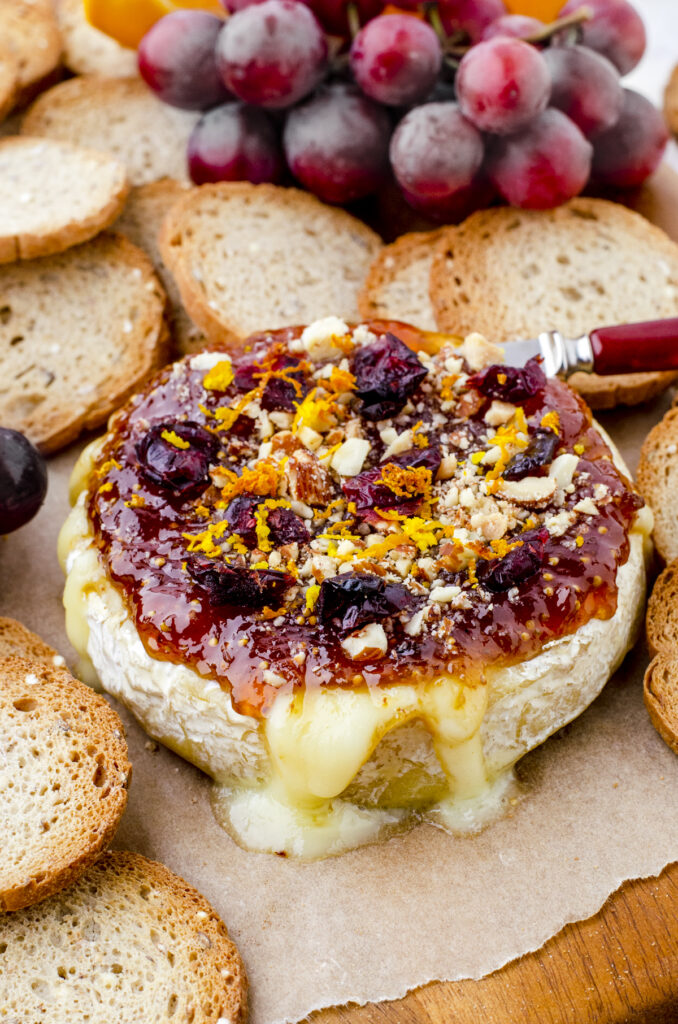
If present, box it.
[503,0,565,19]
[84,0,225,51]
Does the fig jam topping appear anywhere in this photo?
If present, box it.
[352,332,428,420]
[87,322,643,717]
[136,422,218,496]
[315,571,413,635]
[470,357,546,404]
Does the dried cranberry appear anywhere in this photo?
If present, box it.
[315,571,412,635]
[503,429,559,481]
[136,422,218,496]
[234,349,309,412]
[477,528,548,593]
[188,555,293,607]
[225,495,310,548]
[352,332,428,420]
[470,357,546,404]
[342,446,441,513]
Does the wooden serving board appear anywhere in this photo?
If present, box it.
[312,163,678,1024]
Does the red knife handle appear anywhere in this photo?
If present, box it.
[589,318,678,375]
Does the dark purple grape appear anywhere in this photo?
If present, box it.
[477,528,548,593]
[544,45,622,139]
[283,84,391,204]
[559,0,646,75]
[302,0,383,38]
[342,446,441,513]
[439,0,507,42]
[315,571,412,635]
[456,37,551,135]
[400,175,496,225]
[591,88,668,189]
[188,556,293,607]
[234,350,309,411]
[390,103,485,212]
[188,103,284,185]
[470,357,546,403]
[487,108,592,209]
[503,430,559,480]
[136,422,218,496]
[137,11,230,111]
[349,14,442,107]
[215,0,328,110]
[225,494,309,547]
[352,332,428,420]
[0,428,47,535]
[481,14,543,40]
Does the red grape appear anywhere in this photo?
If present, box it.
[390,102,484,206]
[401,175,495,224]
[349,14,442,107]
[559,0,646,74]
[215,0,328,109]
[138,11,230,110]
[544,44,622,138]
[481,14,543,40]
[456,37,551,135]
[591,88,668,188]
[303,0,383,38]
[283,84,391,203]
[0,428,47,535]
[439,0,507,41]
[188,103,284,185]
[487,108,592,209]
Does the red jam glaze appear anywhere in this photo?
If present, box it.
[87,325,642,718]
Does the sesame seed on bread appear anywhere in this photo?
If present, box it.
[0,850,248,1022]
[0,655,131,913]
[358,228,446,332]
[429,199,678,409]
[0,0,62,108]
[56,0,138,78]
[0,232,168,453]
[0,137,129,262]
[114,178,206,355]
[22,76,199,187]
[159,182,382,347]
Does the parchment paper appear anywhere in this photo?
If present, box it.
[1,393,677,1024]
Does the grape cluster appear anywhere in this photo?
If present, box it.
[137,0,668,219]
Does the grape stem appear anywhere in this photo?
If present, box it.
[441,6,594,58]
[346,2,361,39]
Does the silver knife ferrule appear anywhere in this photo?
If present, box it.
[536,331,594,379]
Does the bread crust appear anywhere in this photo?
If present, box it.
[0,850,248,1023]
[0,616,60,665]
[159,182,382,347]
[358,228,446,331]
[0,0,62,107]
[0,232,168,453]
[637,407,678,564]
[0,43,18,122]
[0,655,131,913]
[429,199,678,409]
[664,64,678,137]
[643,654,678,756]
[56,0,138,78]
[0,137,130,263]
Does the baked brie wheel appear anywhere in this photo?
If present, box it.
[59,318,651,858]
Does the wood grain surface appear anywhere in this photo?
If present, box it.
[311,162,678,1024]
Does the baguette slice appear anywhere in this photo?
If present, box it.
[0,850,248,1023]
[0,656,130,913]
[0,0,62,107]
[0,233,167,453]
[0,137,129,262]
[429,200,678,409]
[114,178,206,354]
[643,655,678,756]
[646,560,678,658]
[358,228,446,331]
[22,76,199,187]
[665,64,678,137]
[160,182,382,347]
[637,407,678,564]
[56,0,138,78]
[0,617,62,666]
